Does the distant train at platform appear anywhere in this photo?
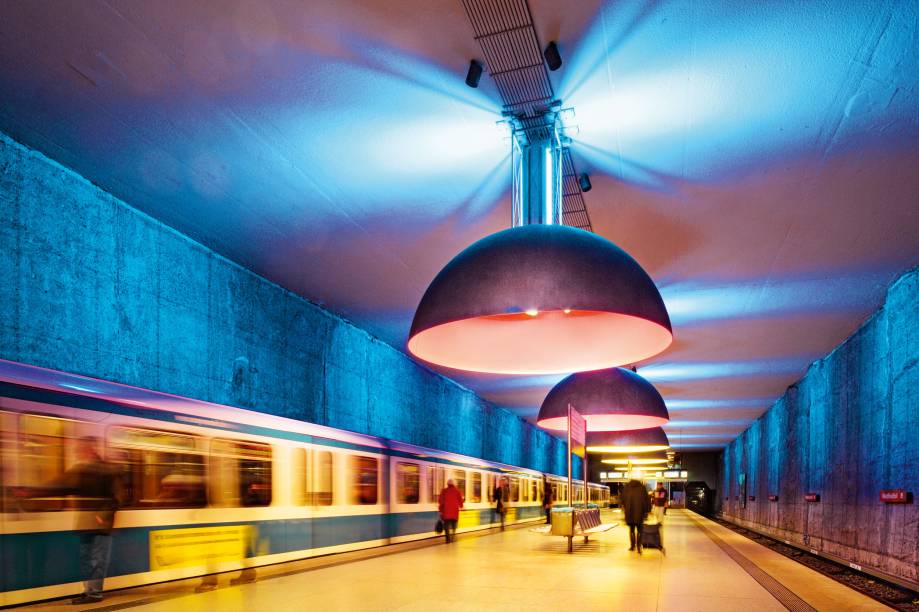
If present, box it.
[0,360,608,606]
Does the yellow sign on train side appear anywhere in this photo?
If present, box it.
[150,525,253,571]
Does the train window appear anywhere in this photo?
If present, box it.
[350,455,378,505]
[451,469,466,498]
[306,449,334,506]
[509,477,519,502]
[210,439,272,507]
[397,462,420,504]
[522,478,529,502]
[293,448,307,505]
[18,414,67,486]
[486,473,495,502]
[16,415,74,511]
[471,472,482,503]
[428,465,445,503]
[110,427,206,508]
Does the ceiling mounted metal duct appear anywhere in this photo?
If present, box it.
[536,367,669,430]
[586,427,670,454]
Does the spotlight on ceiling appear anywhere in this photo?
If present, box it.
[544,41,562,71]
[578,173,592,192]
[465,60,483,88]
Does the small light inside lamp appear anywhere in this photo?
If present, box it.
[525,309,539,317]
[563,308,572,314]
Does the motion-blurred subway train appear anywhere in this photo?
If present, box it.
[0,360,608,606]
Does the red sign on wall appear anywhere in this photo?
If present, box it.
[804,493,820,502]
[879,489,910,503]
[768,495,779,502]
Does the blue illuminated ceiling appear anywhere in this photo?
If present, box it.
[1,0,917,449]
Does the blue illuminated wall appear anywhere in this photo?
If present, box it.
[0,131,574,476]
[722,268,918,585]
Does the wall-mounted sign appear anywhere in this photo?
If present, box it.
[568,405,586,458]
[879,489,911,503]
[804,493,820,502]
[662,470,688,478]
[748,496,756,501]
[768,495,779,502]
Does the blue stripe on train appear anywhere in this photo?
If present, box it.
[1,507,544,592]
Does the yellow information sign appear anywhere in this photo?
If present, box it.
[150,525,253,571]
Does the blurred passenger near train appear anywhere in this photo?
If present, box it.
[652,482,668,524]
[438,479,464,543]
[53,437,121,604]
[621,479,650,554]
[542,475,553,524]
[493,477,509,531]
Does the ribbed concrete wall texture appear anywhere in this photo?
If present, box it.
[722,268,918,585]
[0,131,574,476]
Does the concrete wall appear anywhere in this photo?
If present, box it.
[722,268,918,585]
[0,131,574,476]
[681,451,722,491]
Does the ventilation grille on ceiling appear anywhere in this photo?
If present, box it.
[462,0,593,232]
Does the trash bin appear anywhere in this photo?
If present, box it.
[550,508,574,536]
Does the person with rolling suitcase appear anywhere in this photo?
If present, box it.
[620,479,650,554]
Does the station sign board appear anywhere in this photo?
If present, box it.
[568,405,586,458]
[804,493,820,502]
[768,495,779,502]
[879,489,911,503]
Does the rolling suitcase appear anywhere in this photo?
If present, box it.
[641,523,664,554]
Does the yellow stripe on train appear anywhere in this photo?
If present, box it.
[150,525,254,571]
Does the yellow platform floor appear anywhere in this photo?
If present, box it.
[22,509,886,611]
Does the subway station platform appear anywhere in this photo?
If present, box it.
[19,510,885,612]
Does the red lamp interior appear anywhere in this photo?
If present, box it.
[408,309,672,375]
[538,413,668,432]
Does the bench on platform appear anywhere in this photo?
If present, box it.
[546,507,616,551]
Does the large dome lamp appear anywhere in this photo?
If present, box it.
[586,427,670,454]
[408,110,671,374]
[537,367,669,432]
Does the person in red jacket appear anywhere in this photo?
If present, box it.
[438,479,464,543]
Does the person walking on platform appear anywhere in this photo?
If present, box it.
[52,437,120,604]
[621,479,650,554]
[493,477,509,530]
[439,479,464,543]
[542,475,553,524]
[652,482,668,525]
